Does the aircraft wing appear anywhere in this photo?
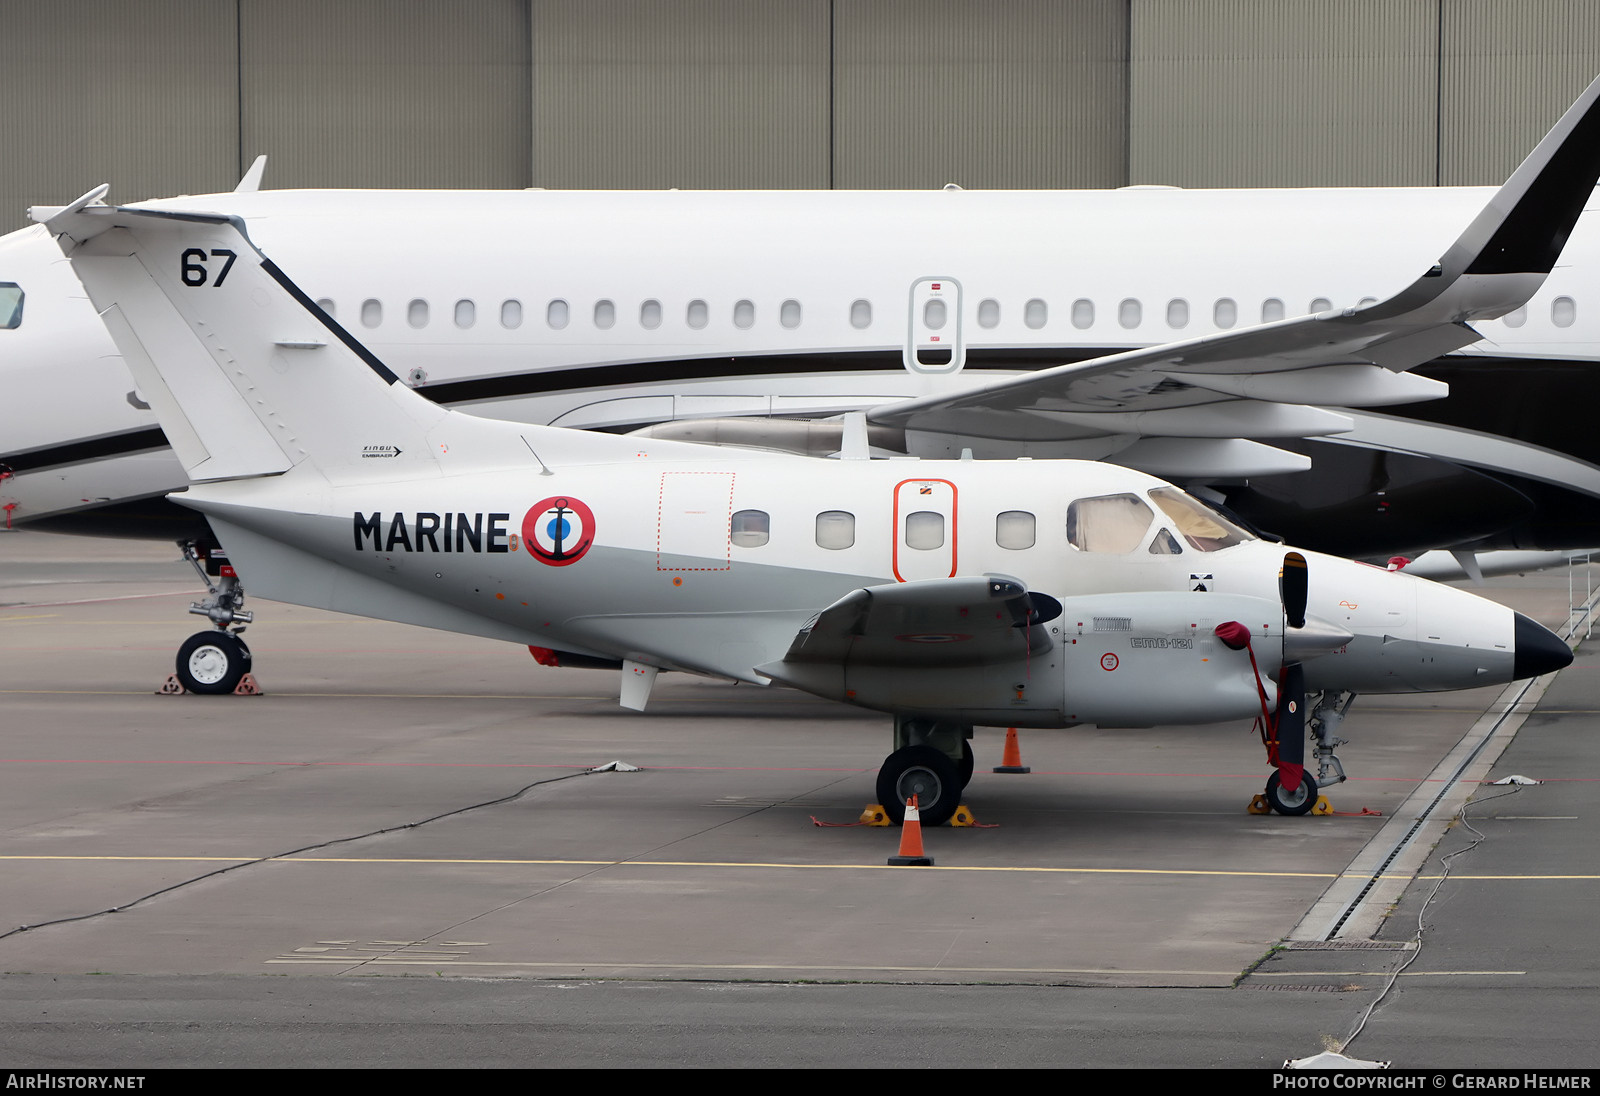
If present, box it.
[764,574,1053,672]
[870,72,1600,476]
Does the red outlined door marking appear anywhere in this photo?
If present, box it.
[892,478,958,583]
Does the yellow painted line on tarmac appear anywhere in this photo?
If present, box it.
[0,614,59,622]
[0,854,1338,878]
[264,958,1244,978]
[9,854,1600,880]
[1416,873,1600,880]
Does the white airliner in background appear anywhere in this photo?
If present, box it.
[2,164,1598,562]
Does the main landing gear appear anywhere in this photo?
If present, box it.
[1260,690,1354,816]
[877,718,974,827]
[171,539,255,694]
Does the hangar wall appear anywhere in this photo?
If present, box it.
[3,0,1598,231]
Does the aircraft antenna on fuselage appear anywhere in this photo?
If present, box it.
[234,155,267,195]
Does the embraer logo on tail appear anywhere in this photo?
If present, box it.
[354,511,513,553]
[361,445,403,458]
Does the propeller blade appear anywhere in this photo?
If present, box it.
[1275,661,1306,792]
[1280,551,1308,630]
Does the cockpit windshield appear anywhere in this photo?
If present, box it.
[1148,487,1252,552]
[0,283,22,329]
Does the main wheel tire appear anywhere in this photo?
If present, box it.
[1264,770,1319,816]
[176,631,251,695]
[877,745,961,827]
[959,740,975,788]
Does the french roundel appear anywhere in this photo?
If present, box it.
[524,496,596,567]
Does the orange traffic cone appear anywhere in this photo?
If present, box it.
[993,727,1031,773]
[887,795,934,866]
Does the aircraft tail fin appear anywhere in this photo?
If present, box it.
[29,195,450,483]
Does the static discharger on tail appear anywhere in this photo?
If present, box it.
[28,70,1600,826]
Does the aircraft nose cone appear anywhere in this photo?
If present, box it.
[1513,612,1573,680]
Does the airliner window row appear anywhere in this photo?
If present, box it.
[309,295,1580,333]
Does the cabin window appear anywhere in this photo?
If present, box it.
[1358,297,1377,308]
[1261,298,1285,323]
[731,509,770,548]
[1213,298,1236,328]
[407,299,429,328]
[977,298,1000,328]
[1147,487,1251,552]
[1148,528,1183,555]
[923,298,947,330]
[780,299,802,328]
[904,511,945,550]
[850,299,872,329]
[1553,296,1577,328]
[996,510,1035,550]
[734,299,755,329]
[454,299,476,328]
[547,299,569,329]
[594,299,616,329]
[360,299,383,328]
[0,283,22,329]
[687,299,709,329]
[1067,493,1154,554]
[1071,298,1094,329]
[1166,298,1188,328]
[1024,298,1048,330]
[1503,306,1527,328]
[315,297,335,319]
[500,299,523,329]
[816,510,855,550]
[1310,297,1331,313]
[640,299,662,329]
[1118,298,1142,329]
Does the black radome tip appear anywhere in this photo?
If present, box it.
[1512,612,1574,680]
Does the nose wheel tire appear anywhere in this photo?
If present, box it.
[176,631,252,695]
[877,745,961,827]
[959,740,975,789]
[1264,770,1319,816]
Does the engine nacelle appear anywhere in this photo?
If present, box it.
[774,589,1285,730]
[1055,592,1283,727]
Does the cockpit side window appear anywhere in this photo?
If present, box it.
[1066,493,1155,553]
[1148,528,1183,555]
[1148,487,1252,552]
[0,283,22,329]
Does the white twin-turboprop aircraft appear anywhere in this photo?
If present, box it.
[28,76,1600,825]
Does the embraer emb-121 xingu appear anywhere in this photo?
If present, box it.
[28,76,1599,825]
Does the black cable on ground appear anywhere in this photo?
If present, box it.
[0,766,605,943]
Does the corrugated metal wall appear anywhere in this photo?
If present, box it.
[3,0,1597,230]
[1129,0,1437,187]
[833,0,1127,190]
[240,0,530,189]
[530,0,830,189]
[0,0,237,221]
[1440,0,1600,184]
